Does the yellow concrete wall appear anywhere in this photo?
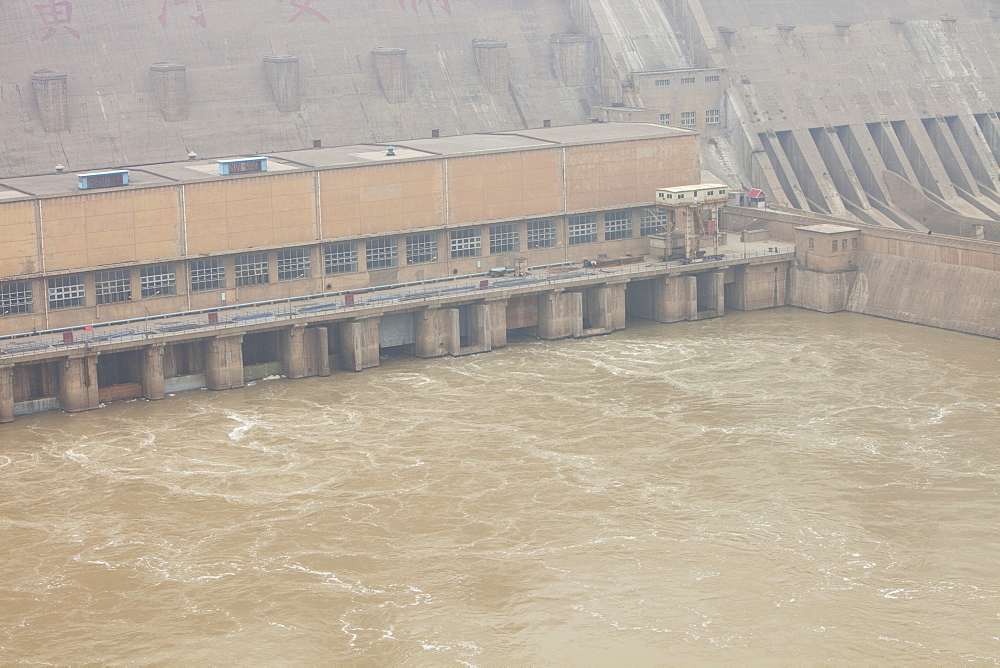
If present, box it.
[320,161,443,239]
[41,189,181,271]
[565,137,699,211]
[0,201,38,276]
[185,172,315,254]
[448,150,562,225]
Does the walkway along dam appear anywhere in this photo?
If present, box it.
[2,212,999,424]
[1,123,999,424]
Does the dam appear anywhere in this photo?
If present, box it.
[1,0,999,663]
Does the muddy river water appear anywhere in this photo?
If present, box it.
[1,308,998,664]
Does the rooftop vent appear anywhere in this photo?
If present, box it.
[78,170,129,190]
[218,157,267,175]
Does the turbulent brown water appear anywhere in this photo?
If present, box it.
[1,308,998,665]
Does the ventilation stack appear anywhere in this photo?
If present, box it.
[834,20,851,42]
[940,15,957,37]
[371,48,407,103]
[150,63,188,122]
[717,27,737,48]
[263,56,300,112]
[473,40,509,94]
[31,70,69,132]
[550,34,594,87]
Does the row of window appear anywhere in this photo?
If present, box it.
[1,212,671,315]
[807,237,858,251]
[659,110,720,126]
[654,75,720,86]
[660,188,726,200]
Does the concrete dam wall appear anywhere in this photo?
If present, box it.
[723,205,1000,339]
[847,253,1000,339]
[0,0,599,177]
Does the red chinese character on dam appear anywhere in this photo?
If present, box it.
[276,0,330,23]
[397,0,451,15]
[159,0,207,27]
[35,1,80,40]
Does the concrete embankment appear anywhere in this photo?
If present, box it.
[847,253,1000,339]
[723,205,1000,339]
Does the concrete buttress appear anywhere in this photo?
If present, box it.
[141,344,165,400]
[205,335,245,390]
[537,290,583,339]
[0,365,14,423]
[339,318,380,371]
[281,325,307,379]
[58,354,99,412]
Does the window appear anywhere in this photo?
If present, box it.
[677,193,685,199]
[324,242,358,274]
[568,214,598,245]
[366,238,398,269]
[841,239,848,251]
[48,275,86,309]
[852,237,859,249]
[719,189,726,194]
[832,240,839,252]
[707,190,715,196]
[95,269,132,305]
[406,233,438,265]
[0,281,33,315]
[808,238,815,250]
[604,210,633,240]
[526,220,557,249]
[705,75,720,82]
[277,248,311,281]
[680,77,696,84]
[659,113,671,125]
[489,224,519,254]
[450,228,482,258]
[190,258,226,292]
[706,109,720,125]
[655,79,670,86]
[640,209,668,236]
[681,111,696,127]
[140,264,176,298]
[235,252,269,286]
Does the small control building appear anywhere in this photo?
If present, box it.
[654,183,729,258]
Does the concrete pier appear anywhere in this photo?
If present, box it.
[141,344,166,401]
[340,318,381,371]
[415,308,459,358]
[308,326,332,378]
[281,325,330,379]
[633,275,698,323]
[205,335,245,390]
[485,300,508,350]
[582,282,626,335]
[696,271,725,318]
[58,355,99,413]
[0,365,14,423]
[537,290,583,340]
[729,263,789,310]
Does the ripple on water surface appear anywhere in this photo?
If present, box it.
[0,309,998,664]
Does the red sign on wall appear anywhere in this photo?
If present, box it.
[276,0,329,22]
[159,0,206,27]
[35,1,80,40]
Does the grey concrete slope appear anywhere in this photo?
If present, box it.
[0,0,599,177]
[587,0,689,73]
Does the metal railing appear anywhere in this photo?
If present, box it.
[0,248,794,360]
